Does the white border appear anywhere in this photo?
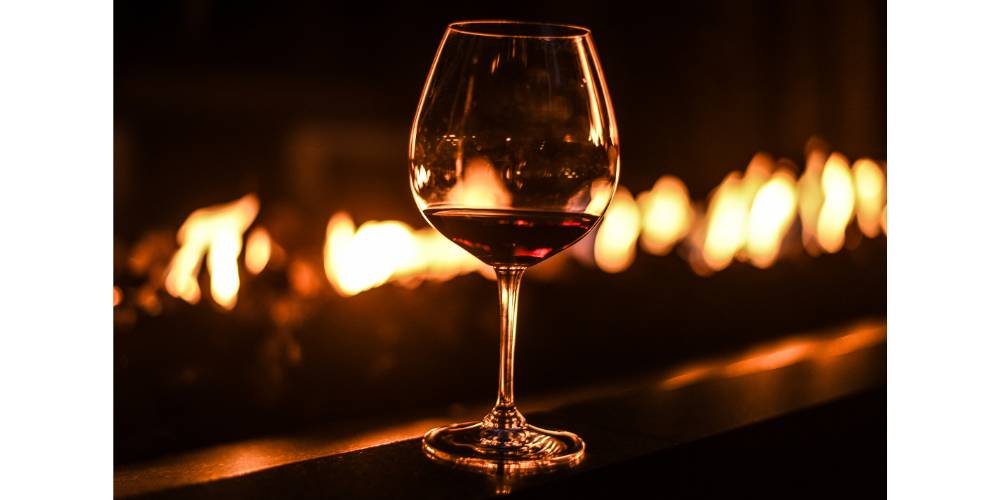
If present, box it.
[888,0,1000,498]
[0,2,113,498]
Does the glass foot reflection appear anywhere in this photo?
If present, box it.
[422,421,585,473]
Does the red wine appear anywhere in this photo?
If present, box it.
[424,208,599,267]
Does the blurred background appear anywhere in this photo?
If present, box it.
[114,0,886,465]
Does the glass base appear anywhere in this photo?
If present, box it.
[422,420,585,473]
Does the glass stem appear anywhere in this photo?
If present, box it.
[481,266,528,443]
[495,266,524,408]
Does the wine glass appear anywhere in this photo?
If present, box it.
[409,20,619,472]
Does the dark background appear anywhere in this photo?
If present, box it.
[114,0,886,465]
[115,0,886,237]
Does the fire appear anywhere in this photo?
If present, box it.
[323,213,409,296]
[701,173,747,271]
[636,176,692,255]
[245,227,272,275]
[594,187,641,273]
[798,149,826,254]
[323,212,484,297]
[449,158,511,208]
[852,158,886,237]
[113,286,123,307]
[746,169,798,268]
[815,153,856,253]
[164,194,259,310]
[133,140,886,309]
[697,156,770,271]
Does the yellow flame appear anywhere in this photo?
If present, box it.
[746,169,798,268]
[594,187,641,273]
[323,212,485,297]
[816,153,856,253]
[881,205,887,234]
[244,227,272,275]
[852,159,886,238]
[636,176,692,255]
[164,194,259,309]
[449,158,511,208]
[701,173,747,271]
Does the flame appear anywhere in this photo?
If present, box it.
[164,194,259,309]
[323,213,412,296]
[746,169,798,268]
[701,173,745,270]
[636,176,692,255]
[141,141,885,308]
[594,187,641,273]
[852,158,886,237]
[816,153,856,253]
[323,212,484,297]
[881,205,887,234]
[695,153,774,271]
[113,286,122,307]
[449,158,511,208]
[798,149,826,254]
[245,227,272,275]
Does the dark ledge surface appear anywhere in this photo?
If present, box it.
[117,319,886,499]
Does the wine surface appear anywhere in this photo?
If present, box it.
[424,208,599,267]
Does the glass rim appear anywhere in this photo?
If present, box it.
[447,20,591,39]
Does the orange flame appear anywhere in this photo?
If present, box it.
[164,194,259,309]
[636,176,692,255]
[852,158,886,238]
[798,149,826,255]
[815,153,856,253]
[594,187,641,273]
[245,227,272,275]
[113,286,122,307]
